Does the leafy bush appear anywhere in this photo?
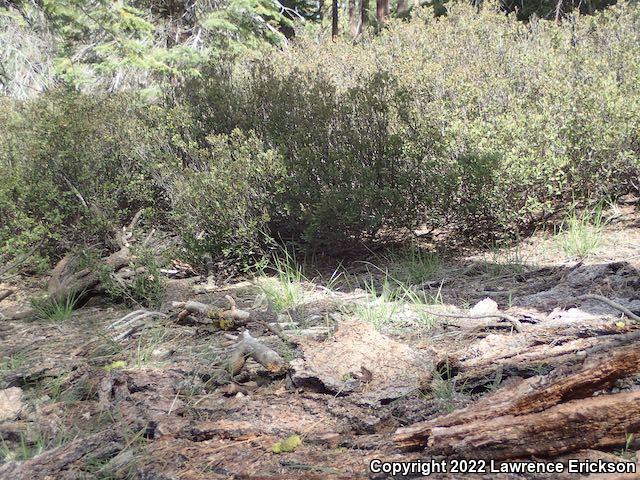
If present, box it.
[0,91,162,268]
[2,3,640,268]
[165,128,283,265]
[178,3,640,248]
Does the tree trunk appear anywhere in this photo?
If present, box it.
[349,0,359,36]
[360,0,369,32]
[376,0,386,24]
[332,0,339,40]
[397,0,409,15]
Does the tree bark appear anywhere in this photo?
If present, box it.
[332,0,339,40]
[349,0,359,36]
[376,0,386,25]
[394,339,640,458]
[360,0,369,32]
[397,0,409,15]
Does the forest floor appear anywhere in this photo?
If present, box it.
[1,201,640,479]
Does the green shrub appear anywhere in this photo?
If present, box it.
[166,128,283,265]
[2,3,640,268]
[84,245,166,308]
[31,290,83,322]
[0,91,162,268]
[176,3,640,249]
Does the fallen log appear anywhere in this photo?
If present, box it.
[0,289,13,303]
[228,330,286,375]
[423,391,640,460]
[0,430,124,480]
[395,334,640,459]
[452,326,640,391]
[423,309,523,333]
[173,295,251,330]
[46,210,148,305]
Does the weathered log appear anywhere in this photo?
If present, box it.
[46,211,146,304]
[173,295,251,330]
[454,327,640,391]
[0,430,124,480]
[47,247,131,302]
[423,392,640,460]
[0,289,13,303]
[395,336,640,458]
[228,330,286,375]
[423,308,524,333]
[107,309,167,341]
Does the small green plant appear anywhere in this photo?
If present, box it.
[0,427,71,462]
[257,247,306,312]
[614,433,635,457]
[352,276,401,330]
[556,206,605,258]
[0,354,27,372]
[481,243,527,277]
[431,362,466,413]
[31,290,83,322]
[353,263,443,331]
[97,246,165,308]
[132,325,169,368]
[387,247,442,285]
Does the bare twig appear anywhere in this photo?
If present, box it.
[0,289,14,303]
[577,294,640,322]
[420,308,524,333]
[0,241,42,279]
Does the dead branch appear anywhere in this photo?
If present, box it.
[46,212,150,305]
[420,308,523,333]
[172,296,251,330]
[228,330,286,375]
[0,241,42,279]
[0,289,14,304]
[107,309,167,341]
[578,294,640,322]
[394,339,640,458]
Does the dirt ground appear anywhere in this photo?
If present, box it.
[1,203,640,479]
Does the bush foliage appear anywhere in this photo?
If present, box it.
[1,3,639,267]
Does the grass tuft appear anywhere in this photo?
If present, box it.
[387,247,442,285]
[257,248,306,312]
[31,290,83,322]
[556,206,604,258]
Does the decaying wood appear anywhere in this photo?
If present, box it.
[454,327,640,390]
[0,289,13,303]
[394,335,640,458]
[45,210,151,306]
[228,330,286,375]
[173,295,251,330]
[578,293,640,322]
[107,309,167,341]
[0,430,124,480]
[422,308,524,333]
